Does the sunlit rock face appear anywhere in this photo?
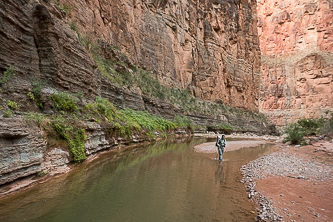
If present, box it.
[258,0,333,125]
[64,0,261,111]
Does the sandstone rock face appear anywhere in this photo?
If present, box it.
[41,148,70,176]
[0,0,99,100]
[63,0,261,111]
[84,122,113,155]
[0,118,46,185]
[258,0,333,125]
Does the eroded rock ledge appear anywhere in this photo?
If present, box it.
[0,114,192,196]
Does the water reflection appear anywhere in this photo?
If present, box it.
[215,162,225,185]
[0,139,278,222]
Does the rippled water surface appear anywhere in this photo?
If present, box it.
[0,138,277,222]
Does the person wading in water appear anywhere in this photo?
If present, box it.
[216,134,226,161]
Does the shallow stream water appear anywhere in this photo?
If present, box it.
[0,138,277,222]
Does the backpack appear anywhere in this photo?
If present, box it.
[215,136,221,147]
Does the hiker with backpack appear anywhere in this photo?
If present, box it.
[216,134,226,161]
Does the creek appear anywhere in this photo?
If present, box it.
[0,138,277,222]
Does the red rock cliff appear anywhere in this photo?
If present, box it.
[58,0,261,111]
[258,0,333,125]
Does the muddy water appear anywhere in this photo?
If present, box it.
[0,138,278,222]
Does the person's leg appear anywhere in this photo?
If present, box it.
[221,147,224,161]
[218,147,222,160]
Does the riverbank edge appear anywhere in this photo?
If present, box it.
[241,152,283,222]
[0,132,279,198]
[0,132,279,199]
[0,132,280,199]
[0,131,192,199]
[240,141,333,221]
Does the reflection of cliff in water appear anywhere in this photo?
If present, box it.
[0,139,278,222]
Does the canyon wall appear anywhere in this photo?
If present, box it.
[56,0,261,111]
[0,0,263,111]
[0,0,276,188]
[258,0,333,125]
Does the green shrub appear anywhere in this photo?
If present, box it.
[37,102,43,110]
[96,97,119,121]
[121,109,154,131]
[212,124,233,134]
[135,68,165,99]
[31,79,45,102]
[7,100,18,110]
[146,131,156,141]
[3,109,12,118]
[78,34,95,53]
[297,118,324,136]
[27,92,35,101]
[284,123,306,145]
[84,97,120,122]
[39,171,47,177]
[51,91,78,112]
[173,115,194,131]
[72,128,87,161]
[120,108,177,132]
[26,113,44,126]
[316,114,333,135]
[1,66,16,85]
[55,1,75,14]
[155,116,177,131]
[53,123,87,162]
[68,21,77,31]
[114,108,182,139]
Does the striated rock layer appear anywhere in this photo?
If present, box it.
[258,0,333,125]
[45,0,261,111]
[0,118,46,185]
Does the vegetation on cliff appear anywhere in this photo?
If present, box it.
[21,90,194,162]
[94,52,264,119]
[73,29,266,123]
[0,66,16,87]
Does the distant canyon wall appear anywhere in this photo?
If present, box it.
[258,0,333,125]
